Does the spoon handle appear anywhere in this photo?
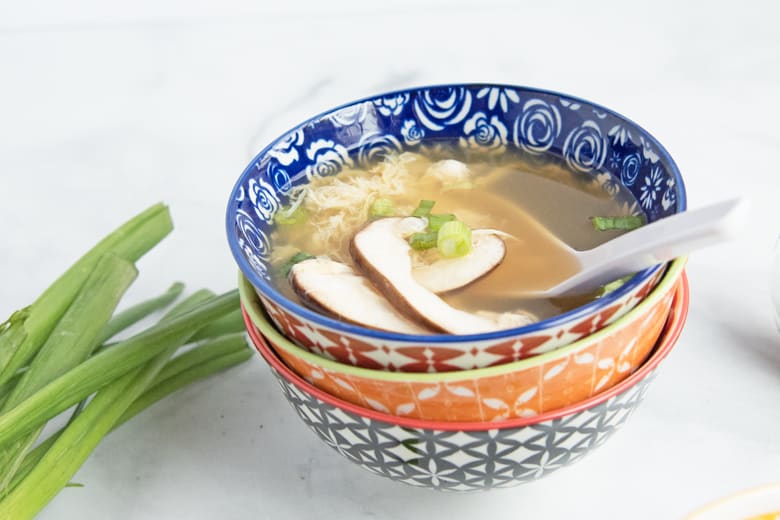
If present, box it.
[570,198,749,292]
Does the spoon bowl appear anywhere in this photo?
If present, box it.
[514,198,748,298]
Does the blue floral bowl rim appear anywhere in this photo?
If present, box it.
[226,82,687,343]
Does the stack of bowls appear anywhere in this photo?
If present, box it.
[227,84,690,490]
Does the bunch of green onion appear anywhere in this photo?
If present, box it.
[0,203,251,519]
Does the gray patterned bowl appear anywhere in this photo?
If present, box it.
[244,274,689,491]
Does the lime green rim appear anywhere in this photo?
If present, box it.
[239,257,687,382]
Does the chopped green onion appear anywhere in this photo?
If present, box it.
[591,215,645,231]
[599,274,634,296]
[409,231,438,250]
[369,197,394,218]
[427,213,456,232]
[437,220,473,258]
[411,199,436,217]
[274,204,307,225]
[280,252,315,278]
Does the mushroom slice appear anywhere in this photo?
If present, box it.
[412,230,506,293]
[289,257,430,335]
[351,218,532,335]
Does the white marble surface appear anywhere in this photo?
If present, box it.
[1,1,779,518]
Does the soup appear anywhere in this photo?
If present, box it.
[270,151,640,334]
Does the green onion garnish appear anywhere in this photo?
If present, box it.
[591,215,645,231]
[412,199,436,217]
[437,220,472,258]
[409,231,438,250]
[427,213,456,232]
[599,274,634,296]
[274,204,308,225]
[369,197,395,218]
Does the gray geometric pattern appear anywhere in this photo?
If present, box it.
[274,369,656,492]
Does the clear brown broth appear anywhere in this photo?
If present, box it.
[271,152,638,324]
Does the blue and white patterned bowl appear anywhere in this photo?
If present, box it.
[226,84,687,372]
[244,274,689,491]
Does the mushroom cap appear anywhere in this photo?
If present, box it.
[289,257,430,334]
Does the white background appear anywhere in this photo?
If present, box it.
[1,1,779,518]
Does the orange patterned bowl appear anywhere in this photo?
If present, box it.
[239,258,685,423]
[247,276,689,491]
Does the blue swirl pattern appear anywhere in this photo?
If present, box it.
[620,152,642,187]
[413,87,472,131]
[562,121,607,174]
[513,99,561,155]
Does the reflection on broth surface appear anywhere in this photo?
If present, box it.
[271,151,640,326]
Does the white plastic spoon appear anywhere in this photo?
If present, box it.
[517,198,749,298]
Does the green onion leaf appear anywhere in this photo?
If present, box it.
[411,199,436,217]
[427,213,456,232]
[409,231,438,250]
[0,290,239,450]
[0,203,173,388]
[8,334,250,494]
[368,197,395,219]
[590,215,645,231]
[97,282,184,344]
[274,204,307,225]
[189,309,245,342]
[599,274,635,297]
[0,254,138,492]
[437,220,473,258]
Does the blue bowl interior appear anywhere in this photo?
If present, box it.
[227,83,686,342]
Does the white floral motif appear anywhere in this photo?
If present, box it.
[400,119,425,146]
[661,177,676,210]
[562,120,607,173]
[330,103,370,128]
[267,129,304,167]
[248,177,280,221]
[476,87,520,112]
[639,136,660,163]
[304,139,353,180]
[459,112,508,153]
[608,124,632,147]
[518,449,569,479]
[373,93,409,117]
[640,166,664,209]
[513,99,561,155]
[595,172,620,196]
[413,87,472,131]
[559,99,581,110]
